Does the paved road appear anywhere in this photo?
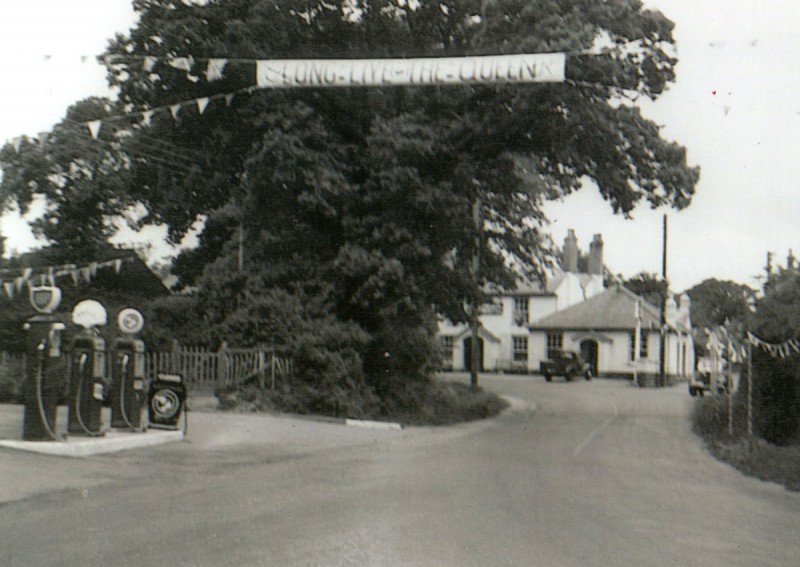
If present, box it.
[1,376,798,566]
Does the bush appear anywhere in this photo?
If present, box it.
[690,394,748,441]
[381,380,508,425]
[750,349,800,445]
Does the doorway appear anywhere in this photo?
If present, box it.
[580,339,599,377]
[463,337,485,372]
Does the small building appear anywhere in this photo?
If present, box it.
[528,284,694,380]
[438,230,605,372]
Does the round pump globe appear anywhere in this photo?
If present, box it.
[117,308,144,335]
[72,300,108,329]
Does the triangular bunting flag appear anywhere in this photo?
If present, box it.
[196,97,209,114]
[114,259,123,274]
[170,104,182,121]
[71,269,80,286]
[89,262,98,277]
[143,56,158,72]
[87,120,102,140]
[11,137,22,153]
[142,110,154,127]
[14,277,25,293]
[206,58,228,81]
[3,282,14,300]
[22,268,32,280]
[168,56,194,72]
[81,267,92,284]
[225,93,235,106]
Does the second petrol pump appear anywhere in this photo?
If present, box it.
[67,300,109,437]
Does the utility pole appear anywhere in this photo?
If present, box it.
[470,195,482,390]
[659,214,668,387]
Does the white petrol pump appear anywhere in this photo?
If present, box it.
[67,300,109,437]
[111,308,147,431]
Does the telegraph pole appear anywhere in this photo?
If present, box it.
[470,195,482,390]
[659,214,668,387]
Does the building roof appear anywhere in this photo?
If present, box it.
[491,268,586,297]
[529,284,662,331]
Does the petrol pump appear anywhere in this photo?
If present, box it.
[67,300,109,437]
[110,308,147,430]
[22,285,66,441]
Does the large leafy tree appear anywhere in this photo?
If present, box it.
[1,0,699,410]
[685,278,755,332]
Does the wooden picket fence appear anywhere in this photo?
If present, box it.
[145,343,293,392]
[0,343,293,397]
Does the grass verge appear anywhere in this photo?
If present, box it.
[691,396,800,492]
[218,379,509,426]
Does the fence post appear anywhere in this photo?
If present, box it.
[216,341,229,390]
[171,340,181,376]
[747,340,754,436]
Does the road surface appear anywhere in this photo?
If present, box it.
[1,376,798,566]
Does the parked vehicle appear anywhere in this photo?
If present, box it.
[688,372,711,396]
[540,350,592,382]
[688,372,730,396]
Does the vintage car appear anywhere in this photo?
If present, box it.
[540,350,593,382]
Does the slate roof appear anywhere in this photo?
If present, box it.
[529,284,662,331]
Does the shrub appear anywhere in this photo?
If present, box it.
[750,349,800,445]
[691,393,749,442]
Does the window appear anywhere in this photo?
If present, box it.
[546,333,563,359]
[513,336,529,362]
[629,330,649,360]
[513,297,529,324]
[440,336,454,360]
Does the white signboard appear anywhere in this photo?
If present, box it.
[257,53,566,89]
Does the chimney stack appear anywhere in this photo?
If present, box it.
[562,229,578,273]
[588,234,604,275]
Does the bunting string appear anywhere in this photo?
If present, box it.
[747,331,800,360]
[0,257,127,300]
[3,46,651,152]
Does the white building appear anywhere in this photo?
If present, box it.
[437,229,694,380]
[528,284,694,380]
[438,230,605,372]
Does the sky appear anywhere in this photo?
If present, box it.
[0,0,799,292]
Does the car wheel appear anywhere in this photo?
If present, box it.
[544,374,552,382]
[565,372,573,382]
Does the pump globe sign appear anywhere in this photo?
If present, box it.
[72,300,108,329]
[117,308,144,335]
[29,285,62,314]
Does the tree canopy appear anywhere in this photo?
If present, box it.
[0,0,699,412]
[685,278,755,333]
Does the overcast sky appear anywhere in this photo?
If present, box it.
[0,0,798,292]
